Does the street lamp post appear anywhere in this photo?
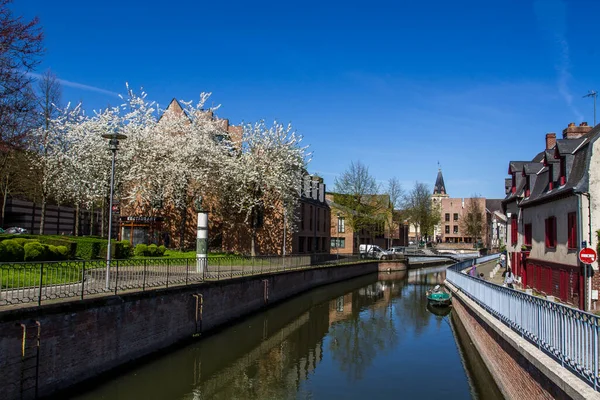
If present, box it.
[102,131,127,290]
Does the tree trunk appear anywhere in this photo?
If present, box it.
[100,197,105,237]
[250,209,257,257]
[39,193,47,234]
[1,175,8,227]
[75,203,80,236]
[179,206,187,251]
[89,203,94,236]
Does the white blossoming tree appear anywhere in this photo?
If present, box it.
[223,121,310,256]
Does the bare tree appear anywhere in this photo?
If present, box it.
[403,182,440,243]
[460,195,485,246]
[333,161,382,252]
[34,69,61,234]
[385,177,403,248]
[0,0,43,148]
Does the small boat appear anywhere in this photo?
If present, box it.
[426,285,452,307]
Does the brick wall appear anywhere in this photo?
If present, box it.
[0,262,378,400]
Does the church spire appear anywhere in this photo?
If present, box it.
[433,166,448,196]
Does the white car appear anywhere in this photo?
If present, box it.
[359,244,392,260]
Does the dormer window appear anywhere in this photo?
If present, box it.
[524,175,531,197]
[559,157,566,186]
[511,173,516,194]
[548,164,554,191]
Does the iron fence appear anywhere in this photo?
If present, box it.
[446,254,600,391]
[0,253,369,306]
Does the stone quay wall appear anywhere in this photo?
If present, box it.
[0,261,401,400]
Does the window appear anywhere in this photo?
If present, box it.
[445,225,450,234]
[445,213,450,222]
[331,237,345,248]
[548,164,554,191]
[524,176,531,197]
[559,157,566,186]
[453,213,459,221]
[309,206,313,231]
[511,217,518,245]
[307,237,313,252]
[299,237,305,253]
[337,216,345,233]
[316,209,320,232]
[567,212,577,249]
[524,224,532,246]
[512,173,516,194]
[545,216,557,248]
[301,204,305,230]
[453,225,458,234]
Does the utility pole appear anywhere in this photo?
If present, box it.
[583,90,597,126]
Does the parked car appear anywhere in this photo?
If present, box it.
[387,247,406,258]
[359,244,392,260]
[4,227,27,234]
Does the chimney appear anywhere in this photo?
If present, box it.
[545,133,556,149]
[562,122,592,139]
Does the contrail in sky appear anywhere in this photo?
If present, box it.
[27,72,120,97]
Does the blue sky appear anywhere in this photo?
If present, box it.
[18,0,600,199]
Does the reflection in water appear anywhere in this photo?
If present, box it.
[74,267,499,400]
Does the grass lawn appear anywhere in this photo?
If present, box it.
[1,264,82,289]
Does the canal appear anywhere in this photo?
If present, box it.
[73,265,502,400]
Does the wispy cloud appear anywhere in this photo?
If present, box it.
[27,72,120,97]
[534,0,584,121]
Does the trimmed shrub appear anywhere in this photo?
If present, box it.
[115,240,132,259]
[56,246,69,259]
[134,244,148,257]
[42,238,77,258]
[13,238,36,247]
[24,242,47,262]
[157,245,166,256]
[2,239,24,262]
[147,244,158,256]
[76,239,102,260]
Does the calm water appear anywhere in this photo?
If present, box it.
[73,266,502,400]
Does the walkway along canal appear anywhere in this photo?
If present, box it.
[70,265,502,400]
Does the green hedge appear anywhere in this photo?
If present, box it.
[43,238,77,258]
[134,244,148,257]
[75,239,102,260]
[1,239,24,262]
[115,240,132,259]
[24,242,46,261]
[133,243,166,257]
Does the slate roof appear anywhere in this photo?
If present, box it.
[485,199,503,214]
[519,125,600,207]
[433,169,447,195]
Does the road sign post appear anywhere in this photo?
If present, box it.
[579,247,598,265]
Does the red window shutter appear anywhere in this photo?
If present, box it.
[552,217,557,247]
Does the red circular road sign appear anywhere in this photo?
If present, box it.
[579,247,598,264]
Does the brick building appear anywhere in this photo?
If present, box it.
[503,122,600,310]
[433,168,498,246]
[327,193,395,254]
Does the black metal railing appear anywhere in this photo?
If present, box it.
[0,253,375,306]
